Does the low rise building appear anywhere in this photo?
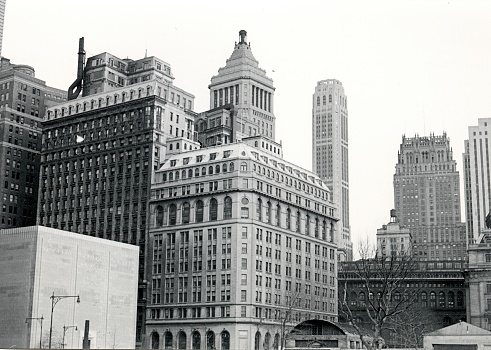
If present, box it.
[0,225,139,349]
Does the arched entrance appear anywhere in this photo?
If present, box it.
[192,331,201,350]
[164,331,173,349]
[221,330,230,350]
[178,331,186,349]
[151,331,159,349]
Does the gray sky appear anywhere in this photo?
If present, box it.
[5,0,491,250]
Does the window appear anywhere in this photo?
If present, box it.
[210,198,218,221]
[156,206,164,226]
[256,199,262,221]
[182,202,190,224]
[196,200,204,222]
[223,197,232,220]
[169,204,177,225]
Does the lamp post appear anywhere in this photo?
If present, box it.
[62,325,77,349]
[48,292,80,349]
[25,316,44,349]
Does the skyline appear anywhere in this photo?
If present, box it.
[4,0,491,252]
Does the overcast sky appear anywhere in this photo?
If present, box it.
[4,0,491,251]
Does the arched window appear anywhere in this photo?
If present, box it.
[276,204,281,226]
[264,333,271,350]
[177,331,186,349]
[240,162,247,171]
[273,334,280,350]
[162,173,167,182]
[201,167,206,176]
[181,170,186,179]
[266,201,272,224]
[164,331,173,349]
[448,291,455,308]
[210,198,218,221]
[254,331,261,350]
[192,331,201,350]
[323,95,326,105]
[169,172,174,181]
[350,291,357,306]
[305,215,310,235]
[169,204,177,225]
[151,332,159,349]
[421,292,428,307]
[430,291,436,307]
[215,165,220,174]
[188,169,193,178]
[257,199,263,221]
[156,206,164,226]
[222,163,228,172]
[316,96,320,106]
[208,166,213,175]
[439,291,446,308]
[286,208,291,230]
[175,171,180,180]
[221,331,230,350]
[224,196,232,220]
[195,168,199,177]
[191,331,201,350]
[182,202,190,224]
[229,162,234,172]
[206,331,215,350]
[296,210,301,232]
[322,220,327,240]
[314,218,319,238]
[196,200,204,223]
[359,292,366,306]
[329,94,332,103]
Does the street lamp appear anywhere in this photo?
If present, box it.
[25,316,44,349]
[62,325,77,349]
[48,292,80,349]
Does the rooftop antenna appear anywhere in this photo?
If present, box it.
[145,47,147,58]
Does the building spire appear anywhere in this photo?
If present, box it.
[239,30,247,44]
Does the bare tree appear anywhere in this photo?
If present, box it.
[278,289,302,350]
[338,241,420,350]
[384,306,435,348]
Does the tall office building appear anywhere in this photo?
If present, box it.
[145,31,339,350]
[0,57,65,229]
[312,79,351,260]
[394,133,466,261]
[37,50,197,344]
[207,30,276,142]
[463,118,491,244]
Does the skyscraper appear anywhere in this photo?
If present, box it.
[312,79,351,260]
[463,118,491,244]
[394,133,466,261]
[145,31,339,350]
[208,30,276,142]
[37,49,197,344]
[0,57,65,229]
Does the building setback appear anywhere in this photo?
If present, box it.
[463,118,491,245]
[37,51,197,344]
[146,141,339,349]
[312,79,352,261]
[0,57,65,229]
[394,133,467,262]
[0,225,139,349]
